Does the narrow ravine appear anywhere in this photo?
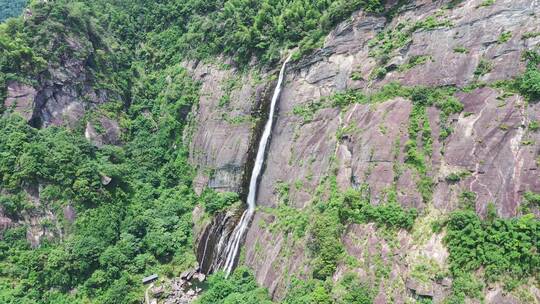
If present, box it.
[220,55,292,275]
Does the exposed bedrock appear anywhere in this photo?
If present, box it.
[188,0,540,302]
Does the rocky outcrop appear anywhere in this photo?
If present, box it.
[2,20,121,133]
[190,0,540,302]
[1,32,122,247]
[185,60,274,195]
[0,184,65,247]
[85,116,121,147]
[4,82,38,121]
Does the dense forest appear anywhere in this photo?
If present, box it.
[1,0,539,303]
[0,0,27,22]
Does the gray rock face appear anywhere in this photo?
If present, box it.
[4,82,38,121]
[189,0,540,302]
[2,29,120,132]
[437,87,540,217]
[192,0,540,303]
[0,208,14,232]
[185,61,274,195]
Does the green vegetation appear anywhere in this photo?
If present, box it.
[282,273,373,304]
[267,176,417,286]
[369,66,388,80]
[474,58,493,78]
[398,55,432,71]
[477,0,495,8]
[292,100,328,123]
[523,191,540,207]
[445,171,469,183]
[0,2,203,300]
[522,32,540,40]
[368,15,452,63]
[0,64,200,303]
[447,272,485,303]
[440,188,540,303]
[0,0,27,22]
[490,51,540,102]
[196,267,273,304]
[264,181,309,239]
[89,0,384,66]
[516,52,540,102]
[497,31,512,44]
[201,190,240,215]
[529,120,539,132]
[351,71,364,81]
[219,76,242,107]
[444,211,538,291]
[453,46,469,54]
[2,1,540,303]
[0,1,398,302]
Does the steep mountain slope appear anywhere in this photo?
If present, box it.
[189,0,540,303]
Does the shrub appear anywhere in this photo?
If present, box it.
[517,65,540,102]
[445,171,469,183]
[522,32,540,40]
[497,31,512,44]
[399,55,432,71]
[523,191,540,206]
[196,267,272,304]
[529,120,539,132]
[201,190,240,215]
[453,46,469,54]
[444,211,539,283]
[474,59,493,78]
[370,66,388,80]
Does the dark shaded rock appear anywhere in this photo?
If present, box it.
[0,210,14,233]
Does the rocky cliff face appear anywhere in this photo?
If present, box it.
[190,0,540,302]
[1,17,124,245]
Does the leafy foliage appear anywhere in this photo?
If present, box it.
[306,177,417,280]
[201,190,240,215]
[196,267,273,304]
[282,273,373,304]
[78,0,384,67]
[444,211,539,283]
[0,0,27,22]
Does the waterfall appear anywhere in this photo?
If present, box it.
[220,55,292,275]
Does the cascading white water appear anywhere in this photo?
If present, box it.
[221,55,292,275]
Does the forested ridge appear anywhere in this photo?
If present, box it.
[1,0,539,304]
